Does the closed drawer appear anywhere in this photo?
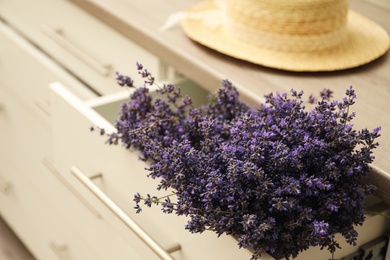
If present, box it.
[0,0,161,95]
[50,81,255,260]
[0,155,100,260]
[0,86,52,177]
[0,19,96,124]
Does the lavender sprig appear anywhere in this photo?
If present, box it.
[105,64,380,260]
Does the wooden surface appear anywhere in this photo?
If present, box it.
[69,0,390,204]
[0,216,35,260]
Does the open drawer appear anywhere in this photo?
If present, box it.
[50,81,257,260]
[50,81,390,260]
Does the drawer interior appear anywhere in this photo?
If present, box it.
[89,79,210,125]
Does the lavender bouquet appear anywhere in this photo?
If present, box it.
[103,64,380,260]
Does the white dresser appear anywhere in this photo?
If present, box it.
[1,1,389,260]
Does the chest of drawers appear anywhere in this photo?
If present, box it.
[1,1,389,259]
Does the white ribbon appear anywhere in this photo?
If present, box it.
[160,9,225,31]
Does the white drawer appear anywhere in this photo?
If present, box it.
[0,20,96,123]
[0,0,161,95]
[50,81,256,260]
[0,155,100,260]
[0,86,51,177]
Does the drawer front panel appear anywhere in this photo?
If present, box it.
[50,83,162,260]
[0,86,52,176]
[0,155,100,260]
[0,0,161,95]
[37,158,152,260]
[50,82,255,260]
[0,20,96,124]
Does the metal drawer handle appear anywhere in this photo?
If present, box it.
[41,25,112,77]
[71,166,180,260]
[0,178,12,194]
[50,242,70,260]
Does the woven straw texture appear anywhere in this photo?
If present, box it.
[181,0,390,71]
[227,0,348,35]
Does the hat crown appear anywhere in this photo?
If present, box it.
[225,0,349,51]
[227,0,348,34]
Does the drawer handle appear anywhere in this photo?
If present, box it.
[50,242,70,260]
[41,25,112,77]
[0,178,12,194]
[70,166,180,260]
[34,98,51,116]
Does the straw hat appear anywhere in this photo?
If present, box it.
[181,0,390,71]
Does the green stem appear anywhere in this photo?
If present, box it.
[157,193,176,200]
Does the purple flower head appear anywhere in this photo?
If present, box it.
[116,71,134,88]
[320,88,334,101]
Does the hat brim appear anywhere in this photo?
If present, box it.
[181,0,390,72]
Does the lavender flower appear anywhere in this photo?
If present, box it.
[106,64,380,260]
